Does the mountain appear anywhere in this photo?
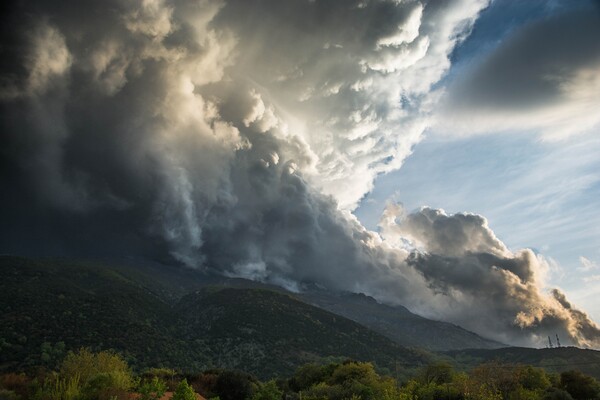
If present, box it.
[445,347,600,380]
[86,257,506,351]
[0,256,432,378]
[0,256,183,370]
[4,256,600,380]
[102,259,507,351]
[174,287,432,378]
[297,289,505,351]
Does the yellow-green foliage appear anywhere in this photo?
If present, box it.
[53,349,134,400]
[138,377,167,400]
[60,348,134,390]
[172,379,196,400]
[294,361,399,400]
[33,374,81,400]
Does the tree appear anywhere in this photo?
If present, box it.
[59,348,134,400]
[215,371,255,400]
[251,380,282,400]
[560,370,600,400]
[139,377,167,400]
[418,362,454,385]
[517,365,551,392]
[288,364,333,392]
[469,362,519,400]
[542,388,574,400]
[172,379,197,400]
[60,348,133,389]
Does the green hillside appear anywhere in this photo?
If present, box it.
[300,290,505,351]
[4,255,600,381]
[0,256,431,378]
[175,287,431,377]
[0,256,190,370]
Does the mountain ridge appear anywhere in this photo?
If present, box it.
[0,256,432,378]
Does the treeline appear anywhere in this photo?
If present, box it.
[1,349,600,400]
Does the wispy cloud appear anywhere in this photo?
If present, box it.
[584,275,600,283]
[579,257,599,272]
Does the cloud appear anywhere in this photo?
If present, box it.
[440,9,600,140]
[579,256,598,272]
[209,0,490,209]
[380,205,600,348]
[584,275,600,283]
[1,0,599,349]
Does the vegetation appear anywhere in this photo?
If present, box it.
[445,347,600,383]
[172,379,196,400]
[0,256,431,378]
[302,291,504,351]
[1,350,600,400]
[3,255,600,400]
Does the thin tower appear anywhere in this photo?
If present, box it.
[556,334,561,348]
[548,336,553,348]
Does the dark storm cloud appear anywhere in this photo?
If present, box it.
[1,0,600,348]
[442,8,600,138]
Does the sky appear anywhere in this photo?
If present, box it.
[356,0,600,322]
[1,0,600,349]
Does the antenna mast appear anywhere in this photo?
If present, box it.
[556,334,561,348]
[548,336,554,348]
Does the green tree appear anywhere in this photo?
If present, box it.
[418,362,454,385]
[289,364,332,392]
[296,361,398,400]
[60,348,133,389]
[172,379,196,400]
[517,365,551,392]
[215,371,255,400]
[251,380,282,400]
[58,348,134,400]
[560,370,600,400]
[40,341,66,368]
[542,388,574,400]
[139,377,167,400]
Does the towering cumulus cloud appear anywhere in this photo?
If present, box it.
[1,0,599,348]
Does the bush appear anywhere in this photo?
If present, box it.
[172,379,196,400]
[60,348,133,390]
[138,377,167,400]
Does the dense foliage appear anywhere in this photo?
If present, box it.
[1,350,600,400]
[0,257,430,378]
[3,256,600,400]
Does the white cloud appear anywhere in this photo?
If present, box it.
[212,0,490,209]
[579,256,599,272]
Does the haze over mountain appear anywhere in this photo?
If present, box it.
[1,0,600,350]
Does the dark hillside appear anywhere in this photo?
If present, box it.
[446,346,600,380]
[0,256,432,378]
[299,290,505,351]
[175,287,432,377]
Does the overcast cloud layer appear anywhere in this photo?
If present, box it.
[1,0,599,348]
